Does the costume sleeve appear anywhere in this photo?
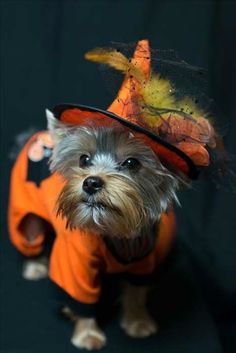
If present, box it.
[8,134,51,257]
[49,231,102,305]
[51,282,97,318]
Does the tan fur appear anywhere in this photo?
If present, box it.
[22,258,48,280]
[57,172,146,238]
[121,283,158,337]
[71,318,106,350]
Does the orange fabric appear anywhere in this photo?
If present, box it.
[8,133,52,256]
[9,132,176,304]
[175,142,209,166]
[61,109,113,127]
[108,39,150,120]
[49,211,176,304]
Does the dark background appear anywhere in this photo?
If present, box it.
[1,1,236,352]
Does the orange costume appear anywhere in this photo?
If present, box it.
[9,131,176,306]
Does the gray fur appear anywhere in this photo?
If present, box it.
[48,112,182,237]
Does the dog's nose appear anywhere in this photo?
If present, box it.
[83,176,104,194]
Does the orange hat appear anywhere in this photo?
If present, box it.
[52,40,218,179]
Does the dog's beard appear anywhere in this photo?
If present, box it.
[56,174,146,238]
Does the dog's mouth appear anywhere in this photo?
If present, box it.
[83,200,106,209]
[81,199,121,214]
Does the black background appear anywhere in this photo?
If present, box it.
[1,1,236,352]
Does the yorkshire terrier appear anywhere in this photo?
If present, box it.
[9,108,180,350]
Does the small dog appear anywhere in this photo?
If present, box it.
[9,109,180,350]
[9,39,219,350]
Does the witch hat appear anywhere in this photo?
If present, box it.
[52,39,218,180]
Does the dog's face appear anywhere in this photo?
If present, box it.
[47,110,180,238]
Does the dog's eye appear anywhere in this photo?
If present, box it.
[80,154,91,168]
[121,158,140,170]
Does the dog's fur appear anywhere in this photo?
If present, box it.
[20,110,181,350]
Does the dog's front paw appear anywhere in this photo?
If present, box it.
[71,318,107,350]
[22,258,48,280]
[121,312,158,338]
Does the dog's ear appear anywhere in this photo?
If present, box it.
[46,109,68,144]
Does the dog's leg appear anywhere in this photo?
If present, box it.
[22,257,48,280]
[61,307,106,350]
[20,213,49,280]
[71,317,107,350]
[120,282,158,338]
